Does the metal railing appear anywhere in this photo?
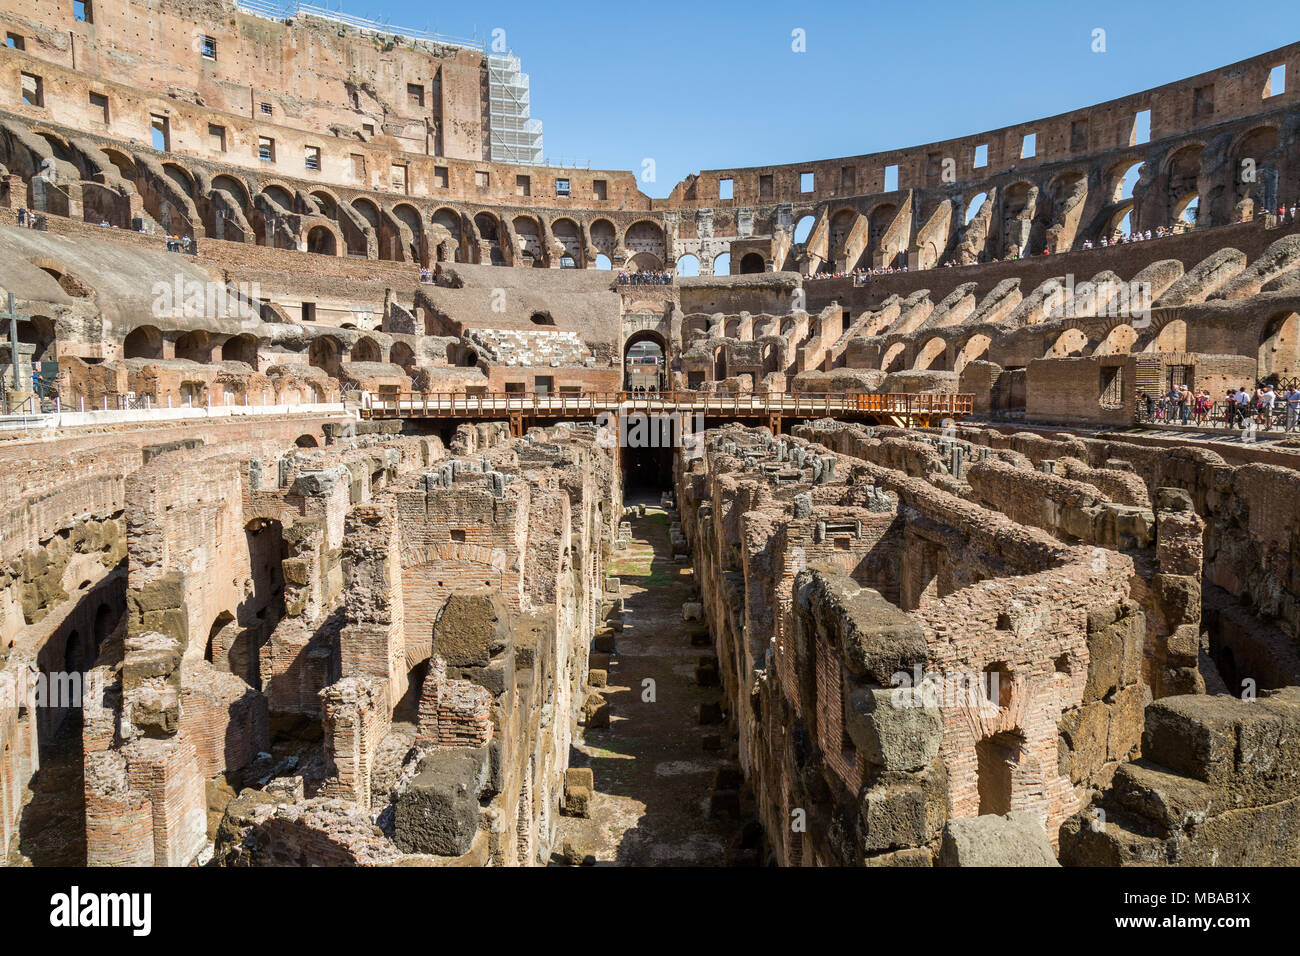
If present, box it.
[362,390,975,420]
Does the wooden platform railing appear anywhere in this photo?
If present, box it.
[362,391,974,420]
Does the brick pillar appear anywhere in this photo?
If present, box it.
[340,504,407,712]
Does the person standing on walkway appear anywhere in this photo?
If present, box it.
[1286,385,1300,432]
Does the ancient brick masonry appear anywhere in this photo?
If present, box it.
[678,424,1140,864]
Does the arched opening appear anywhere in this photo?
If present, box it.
[174,330,211,363]
[454,345,479,368]
[389,341,416,373]
[624,221,666,269]
[474,212,504,265]
[675,254,700,277]
[221,333,259,369]
[552,218,582,267]
[308,336,342,377]
[123,325,163,359]
[590,219,617,261]
[392,203,423,262]
[351,337,381,364]
[793,215,815,244]
[1146,319,1187,353]
[1259,311,1300,381]
[1093,324,1137,356]
[430,207,462,263]
[881,342,907,372]
[740,253,765,274]
[914,337,949,371]
[965,192,988,225]
[1045,328,1088,358]
[624,331,666,392]
[306,225,336,256]
[955,334,992,372]
[529,312,556,326]
[295,434,319,448]
[594,253,612,270]
[712,253,731,276]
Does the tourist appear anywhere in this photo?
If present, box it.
[16,207,27,227]
[1233,387,1251,427]
[1260,384,1277,429]
[1286,384,1300,432]
[1178,385,1192,425]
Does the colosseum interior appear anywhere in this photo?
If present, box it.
[0,0,1298,892]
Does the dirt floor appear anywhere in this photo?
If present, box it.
[555,493,742,865]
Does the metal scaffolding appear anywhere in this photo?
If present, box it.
[487,54,544,165]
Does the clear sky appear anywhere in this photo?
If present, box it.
[318,0,1300,197]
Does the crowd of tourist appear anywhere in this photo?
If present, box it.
[165,235,193,253]
[616,270,674,285]
[14,207,42,229]
[1139,383,1300,433]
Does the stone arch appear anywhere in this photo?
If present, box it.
[309,335,343,377]
[624,220,666,267]
[1259,311,1300,381]
[221,333,259,369]
[474,211,505,265]
[881,341,907,372]
[675,253,700,277]
[430,207,462,262]
[351,337,382,363]
[712,253,731,276]
[792,215,816,244]
[389,341,416,373]
[162,162,196,198]
[624,329,667,391]
[965,191,989,225]
[739,252,766,274]
[306,224,338,256]
[123,325,163,359]
[392,202,423,262]
[262,183,295,213]
[174,330,211,363]
[913,336,949,371]
[295,434,320,448]
[1146,319,1187,353]
[955,333,992,372]
[1093,323,1138,356]
[1045,327,1088,358]
[589,218,617,260]
[512,215,544,267]
[551,218,582,267]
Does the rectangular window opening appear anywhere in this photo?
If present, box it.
[89,91,108,123]
[73,0,91,24]
[974,143,989,168]
[1132,109,1151,146]
[883,164,899,192]
[200,35,216,60]
[555,178,570,197]
[1021,133,1036,159]
[6,33,25,50]
[593,179,607,200]
[208,123,226,152]
[20,72,44,108]
[516,175,530,197]
[151,114,170,151]
[258,136,275,163]
[719,177,733,200]
[1266,64,1286,97]
[305,146,321,171]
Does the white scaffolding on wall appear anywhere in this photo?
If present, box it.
[487,54,544,165]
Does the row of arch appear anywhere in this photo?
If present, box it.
[881,309,1300,379]
[122,326,419,378]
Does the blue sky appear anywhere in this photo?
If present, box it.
[326,0,1300,197]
